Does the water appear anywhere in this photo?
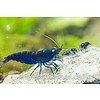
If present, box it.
[6,24,11,31]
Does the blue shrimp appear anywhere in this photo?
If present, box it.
[62,48,78,56]
[80,42,91,51]
[2,47,62,76]
[70,48,77,54]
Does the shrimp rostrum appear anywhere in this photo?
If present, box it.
[2,47,62,76]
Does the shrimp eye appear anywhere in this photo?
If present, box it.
[52,49,55,52]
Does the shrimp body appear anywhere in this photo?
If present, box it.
[2,47,62,76]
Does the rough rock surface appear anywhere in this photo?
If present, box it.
[2,46,100,84]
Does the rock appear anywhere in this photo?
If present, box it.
[2,46,100,84]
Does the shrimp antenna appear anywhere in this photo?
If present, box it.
[36,31,59,48]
